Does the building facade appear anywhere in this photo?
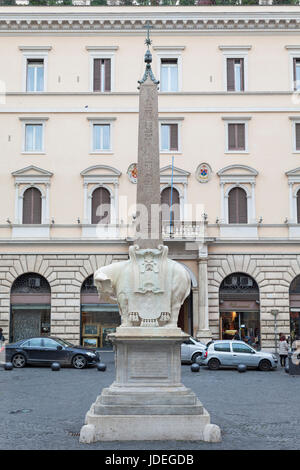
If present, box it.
[1,4,300,350]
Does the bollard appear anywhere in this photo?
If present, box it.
[4,362,13,371]
[51,362,60,371]
[237,364,247,373]
[191,363,200,373]
[96,363,106,372]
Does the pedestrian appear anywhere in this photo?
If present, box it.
[0,328,5,343]
[279,335,289,367]
[233,331,240,340]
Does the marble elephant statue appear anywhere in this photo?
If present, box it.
[94,247,191,328]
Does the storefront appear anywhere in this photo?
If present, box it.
[10,273,51,342]
[219,273,260,347]
[290,275,300,342]
[80,275,120,349]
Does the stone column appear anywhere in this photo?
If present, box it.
[196,250,212,343]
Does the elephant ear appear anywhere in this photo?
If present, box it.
[94,270,113,293]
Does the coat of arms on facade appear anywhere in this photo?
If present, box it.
[196,163,212,183]
[127,163,137,184]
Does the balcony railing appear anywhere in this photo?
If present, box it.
[1,0,300,7]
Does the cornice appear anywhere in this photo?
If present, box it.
[1,9,300,34]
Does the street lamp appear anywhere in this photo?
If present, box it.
[271,309,279,355]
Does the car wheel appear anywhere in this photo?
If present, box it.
[208,358,220,370]
[12,353,26,368]
[258,359,271,371]
[72,355,87,369]
[191,352,202,363]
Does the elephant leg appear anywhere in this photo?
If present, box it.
[167,302,181,328]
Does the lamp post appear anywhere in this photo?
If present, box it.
[271,309,279,355]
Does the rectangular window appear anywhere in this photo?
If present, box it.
[228,123,245,151]
[293,58,300,91]
[25,124,43,152]
[93,58,111,92]
[93,124,111,151]
[160,59,178,92]
[26,59,44,92]
[296,123,300,151]
[161,124,178,152]
[227,58,244,92]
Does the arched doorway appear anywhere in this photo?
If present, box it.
[80,275,120,349]
[10,273,51,342]
[219,273,260,347]
[289,275,300,342]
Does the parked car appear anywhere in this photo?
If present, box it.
[181,337,207,363]
[5,337,101,369]
[201,340,278,371]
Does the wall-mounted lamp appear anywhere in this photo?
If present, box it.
[6,218,11,225]
[77,218,81,224]
[51,218,55,225]
[258,216,263,224]
[284,217,289,224]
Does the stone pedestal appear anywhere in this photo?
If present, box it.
[80,327,221,442]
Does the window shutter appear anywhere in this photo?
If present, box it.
[170,124,178,151]
[296,123,300,151]
[23,187,42,225]
[237,123,245,150]
[91,187,111,224]
[294,58,297,91]
[104,59,111,92]
[240,58,245,91]
[227,59,235,91]
[228,187,238,223]
[228,187,247,224]
[228,124,236,150]
[93,59,101,92]
[161,187,180,222]
[238,187,248,223]
[297,190,300,224]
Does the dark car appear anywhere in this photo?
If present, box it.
[5,337,101,369]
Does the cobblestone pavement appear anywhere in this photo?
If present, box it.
[1,352,299,450]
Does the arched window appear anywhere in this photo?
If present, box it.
[297,189,300,224]
[228,187,247,224]
[22,187,42,224]
[91,187,111,224]
[161,187,180,222]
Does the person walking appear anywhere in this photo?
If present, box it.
[0,328,5,343]
[279,335,289,367]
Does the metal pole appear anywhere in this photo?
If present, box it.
[271,309,279,355]
[169,155,174,237]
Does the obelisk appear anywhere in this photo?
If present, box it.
[136,31,162,248]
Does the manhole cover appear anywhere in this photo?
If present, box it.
[9,409,32,414]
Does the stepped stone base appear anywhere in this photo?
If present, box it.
[80,328,221,443]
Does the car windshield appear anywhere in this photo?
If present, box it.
[54,338,73,347]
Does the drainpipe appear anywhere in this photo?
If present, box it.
[271,309,279,355]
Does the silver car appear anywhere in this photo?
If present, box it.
[201,340,278,371]
[181,337,206,363]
